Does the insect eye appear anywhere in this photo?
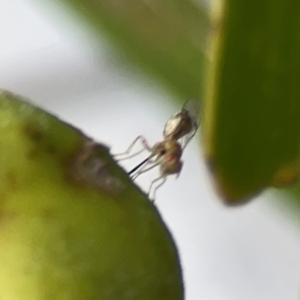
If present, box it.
[160,149,166,155]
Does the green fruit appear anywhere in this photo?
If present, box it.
[0,90,183,300]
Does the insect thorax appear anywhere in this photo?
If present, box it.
[163,111,193,140]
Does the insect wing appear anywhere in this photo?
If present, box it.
[180,99,200,149]
[182,98,200,127]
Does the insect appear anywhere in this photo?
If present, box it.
[115,99,200,201]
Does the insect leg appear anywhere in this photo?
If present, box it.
[131,161,160,180]
[176,161,183,178]
[148,176,167,202]
[128,154,158,175]
[113,135,152,161]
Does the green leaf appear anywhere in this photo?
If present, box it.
[48,0,209,98]
[203,0,300,204]
[0,90,183,299]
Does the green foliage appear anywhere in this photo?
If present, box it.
[203,0,300,206]
[0,90,183,300]
[42,0,300,210]
[53,0,209,99]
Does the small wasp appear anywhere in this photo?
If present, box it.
[115,99,200,201]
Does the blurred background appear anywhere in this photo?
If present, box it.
[1,0,300,299]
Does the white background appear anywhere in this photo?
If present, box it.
[1,1,300,299]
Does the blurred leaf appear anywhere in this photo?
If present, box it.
[0,90,183,299]
[282,184,300,213]
[203,0,300,204]
[49,0,209,98]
